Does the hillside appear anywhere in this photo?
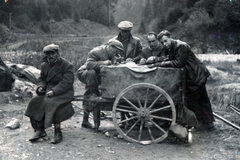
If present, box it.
[0,19,116,42]
[1,0,240,54]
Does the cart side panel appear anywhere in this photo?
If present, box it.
[100,66,184,102]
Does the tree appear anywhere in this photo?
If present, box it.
[138,20,146,34]
[143,0,153,24]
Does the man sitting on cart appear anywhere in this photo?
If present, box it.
[149,30,215,131]
[25,44,75,144]
[77,39,124,129]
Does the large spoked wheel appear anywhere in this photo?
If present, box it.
[112,83,176,145]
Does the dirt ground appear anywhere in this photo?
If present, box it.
[0,80,240,160]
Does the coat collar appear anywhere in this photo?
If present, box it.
[116,33,135,57]
[46,57,62,82]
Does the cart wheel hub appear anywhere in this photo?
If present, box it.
[139,109,149,117]
[140,112,146,117]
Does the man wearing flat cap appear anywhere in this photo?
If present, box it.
[110,21,142,62]
[77,39,124,129]
[25,43,75,144]
[151,30,215,131]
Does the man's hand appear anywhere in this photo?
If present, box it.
[139,58,147,65]
[36,86,46,95]
[146,56,156,64]
[126,58,133,62]
[155,56,167,62]
[112,54,123,64]
[46,90,54,97]
[147,62,162,68]
[147,64,156,68]
[38,87,44,92]
[102,60,112,65]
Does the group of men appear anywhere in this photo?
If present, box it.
[25,20,215,144]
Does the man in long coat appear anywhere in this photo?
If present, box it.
[151,30,215,130]
[25,43,75,144]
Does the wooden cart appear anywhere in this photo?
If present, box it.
[74,63,187,145]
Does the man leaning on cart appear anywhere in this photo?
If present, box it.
[138,31,167,65]
[149,30,215,131]
[77,39,124,129]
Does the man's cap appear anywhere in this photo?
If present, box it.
[43,43,59,52]
[157,30,171,40]
[108,39,124,51]
[118,21,133,30]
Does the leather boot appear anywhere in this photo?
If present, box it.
[51,126,62,144]
[93,109,100,131]
[29,129,47,142]
[81,111,93,128]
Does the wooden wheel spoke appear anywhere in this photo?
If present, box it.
[147,94,163,111]
[144,88,150,109]
[122,96,140,111]
[150,115,172,122]
[117,115,138,125]
[116,108,138,114]
[131,88,143,110]
[118,104,137,110]
[138,119,144,142]
[149,105,171,113]
[150,119,167,134]
[125,119,140,135]
[145,122,154,141]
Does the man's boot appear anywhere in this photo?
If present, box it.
[93,109,100,131]
[81,111,93,128]
[51,124,62,144]
[29,129,47,142]
[29,119,46,142]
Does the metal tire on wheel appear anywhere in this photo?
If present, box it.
[112,83,176,145]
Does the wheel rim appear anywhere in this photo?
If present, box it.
[112,83,176,145]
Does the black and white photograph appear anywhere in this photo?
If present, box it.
[0,0,240,159]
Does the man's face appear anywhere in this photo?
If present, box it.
[147,34,159,50]
[160,35,171,49]
[120,30,131,39]
[108,46,123,58]
[44,51,59,63]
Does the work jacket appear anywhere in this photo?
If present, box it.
[161,39,210,92]
[110,33,142,60]
[85,45,110,72]
[141,44,166,59]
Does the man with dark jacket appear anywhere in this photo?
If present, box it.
[77,39,124,129]
[150,30,215,130]
[25,44,75,144]
[110,21,142,62]
[139,32,167,65]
